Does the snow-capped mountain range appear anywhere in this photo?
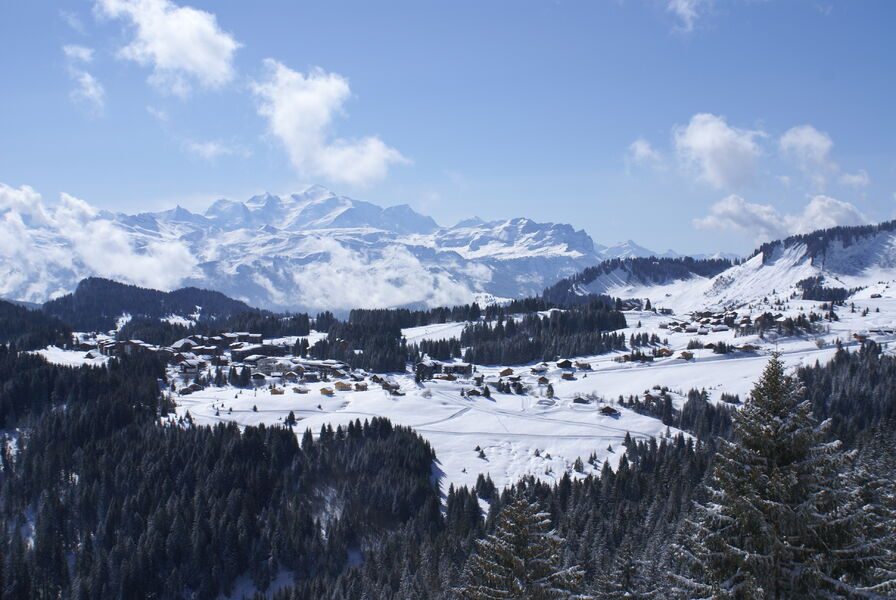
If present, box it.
[0,185,685,312]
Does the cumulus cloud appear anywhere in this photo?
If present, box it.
[626,138,663,168]
[251,59,408,186]
[96,0,240,96]
[694,194,867,241]
[779,124,837,189]
[291,237,478,311]
[667,0,707,32]
[674,113,765,189]
[0,182,197,301]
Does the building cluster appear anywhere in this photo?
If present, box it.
[74,332,370,393]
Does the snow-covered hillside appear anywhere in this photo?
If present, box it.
[555,222,896,313]
[0,185,675,312]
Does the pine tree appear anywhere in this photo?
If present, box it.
[672,353,896,599]
[457,497,588,599]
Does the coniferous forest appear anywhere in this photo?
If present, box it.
[2,288,896,600]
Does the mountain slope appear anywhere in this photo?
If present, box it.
[1,185,678,312]
[548,221,896,313]
[43,277,255,332]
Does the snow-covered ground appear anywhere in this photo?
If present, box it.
[171,374,676,496]
[33,287,896,499]
[35,346,109,367]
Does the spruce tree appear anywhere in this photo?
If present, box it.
[457,497,587,599]
[672,353,896,599]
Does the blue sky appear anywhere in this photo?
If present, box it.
[1,0,894,255]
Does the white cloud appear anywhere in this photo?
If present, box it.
[146,105,168,122]
[63,45,105,114]
[667,0,706,32]
[183,139,246,161]
[290,237,477,311]
[694,194,867,241]
[251,59,408,186]
[96,0,240,96]
[779,124,837,189]
[626,138,663,168]
[840,169,870,188]
[60,10,87,34]
[0,182,197,301]
[63,44,94,63]
[69,70,106,114]
[674,113,765,189]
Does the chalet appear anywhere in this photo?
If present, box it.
[679,351,694,361]
[530,364,548,375]
[231,345,265,362]
[334,381,353,392]
[537,376,550,385]
[250,372,266,382]
[171,338,196,351]
[466,388,482,397]
[434,373,457,382]
[302,372,320,383]
[283,371,299,382]
[561,372,575,381]
[293,386,309,394]
[442,363,473,377]
[320,387,334,397]
[240,354,267,367]
[354,382,368,392]
[871,293,883,299]
[599,406,621,417]
[179,359,206,374]
[556,359,573,369]
[381,380,401,393]
[499,367,514,377]
[574,361,592,370]
[256,357,292,375]
[415,359,442,380]
[572,397,589,404]
[295,359,349,377]
[270,387,285,395]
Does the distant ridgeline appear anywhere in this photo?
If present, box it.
[42,277,257,332]
[542,256,734,305]
[752,219,896,265]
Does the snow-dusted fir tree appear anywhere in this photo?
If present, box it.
[457,498,588,599]
[672,353,896,599]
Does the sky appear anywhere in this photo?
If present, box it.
[1,0,894,255]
